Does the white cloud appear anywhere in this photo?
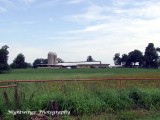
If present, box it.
[68,0,160,25]
[60,0,160,64]
[80,24,109,32]
[113,3,160,19]
[67,4,108,24]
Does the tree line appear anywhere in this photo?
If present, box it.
[0,45,32,73]
[0,43,159,73]
[113,43,160,68]
[0,45,96,72]
[0,46,66,72]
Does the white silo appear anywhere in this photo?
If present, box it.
[48,52,57,64]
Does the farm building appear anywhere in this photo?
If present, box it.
[37,52,110,68]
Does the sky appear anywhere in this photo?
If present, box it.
[0,0,160,65]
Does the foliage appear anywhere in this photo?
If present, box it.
[129,88,160,110]
[156,47,160,52]
[128,50,144,66]
[121,54,129,67]
[118,111,139,120]
[113,53,121,65]
[1,85,160,119]
[95,89,133,111]
[87,55,95,62]
[144,43,158,68]
[33,58,64,68]
[32,58,48,68]
[121,54,128,62]
[114,43,159,68]
[10,53,29,69]
[0,45,10,73]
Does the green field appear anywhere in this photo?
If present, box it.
[0,68,160,80]
[0,68,160,120]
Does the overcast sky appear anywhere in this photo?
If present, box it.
[0,0,160,65]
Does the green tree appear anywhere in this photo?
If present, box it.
[156,47,160,52]
[121,54,128,67]
[11,53,28,69]
[113,53,121,65]
[144,43,158,68]
[0,45,10,73]
[128,50,144,66]
[87,55,95,62]
[33,58,48,68]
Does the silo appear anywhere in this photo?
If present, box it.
[48,52,57,64]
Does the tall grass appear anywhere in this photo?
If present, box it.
[0,68,160,119]
[0,81,160,119]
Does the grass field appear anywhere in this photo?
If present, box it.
[0,68,160,120]
[0,68,160,80]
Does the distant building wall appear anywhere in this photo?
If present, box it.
[77,65,91,68]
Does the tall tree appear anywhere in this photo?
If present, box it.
[0,45,10,73]
[87,55,95,62]
[11,53,28,69]
[144,43,158,68]
[113,53,121,65]
[156,47,160,52]
[128,50,144,66]
[121,54,128,66]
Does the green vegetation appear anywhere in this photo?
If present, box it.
[0,68,160,80]
[0,68,160,120]
[114,43,160,68]
[0,45,10,73]
[10,53,31,69]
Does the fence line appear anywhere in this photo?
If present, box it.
[0,78,160,90]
